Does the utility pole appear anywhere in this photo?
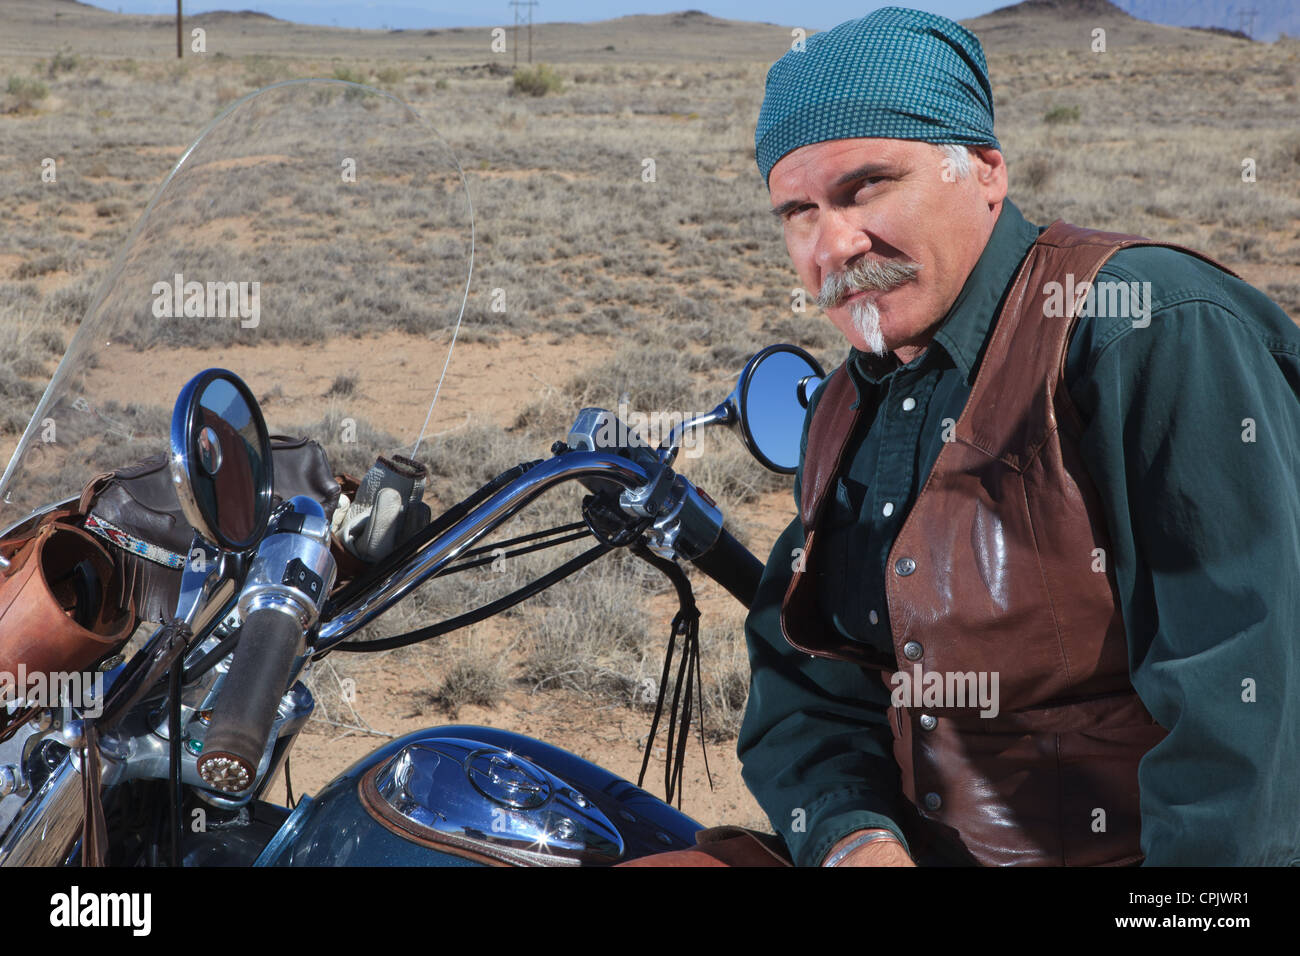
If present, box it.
[1237,8,1258,39]
[176,1,183,58]
[508,0,538,66]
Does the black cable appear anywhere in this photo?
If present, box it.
[434,528,593,575]
[326,459,545,614]
[324,492,648,655]
[167,657,183,868]
[630,540,712,808]
[182,626,241,686]
[285,754,295,810]
[326,541,613,654]
[457,521,588,560]
[583,493,653,548]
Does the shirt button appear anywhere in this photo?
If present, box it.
[895,557,916,576]
[869,610,880,626]
[882,501,895,517]
[903,640,923,661]
[902,397,917,411]
[919,714,937,731]
[924,792,942,811]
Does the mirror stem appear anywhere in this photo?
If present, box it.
[658,400,735,468]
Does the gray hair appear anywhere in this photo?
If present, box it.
[938,143,972,180]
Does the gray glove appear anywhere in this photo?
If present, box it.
[331,454,432,563]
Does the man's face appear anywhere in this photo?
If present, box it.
[769,138,1007,362]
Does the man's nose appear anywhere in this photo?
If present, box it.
[814,206,872,277]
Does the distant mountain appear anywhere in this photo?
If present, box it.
[984,0,1136,15]
[1111,1,1296,41]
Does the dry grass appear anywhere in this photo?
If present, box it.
[511,64,564,97]
[422,637,510,716]
[699,612,752,742]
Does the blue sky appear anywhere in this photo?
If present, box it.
[80,2,1006,30]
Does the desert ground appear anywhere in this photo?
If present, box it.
[1,0,1297,837]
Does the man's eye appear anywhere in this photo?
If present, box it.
[855,177,886,197]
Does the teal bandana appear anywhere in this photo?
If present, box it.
[755,7,1001,186]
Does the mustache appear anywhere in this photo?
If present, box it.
[817,257,921,310]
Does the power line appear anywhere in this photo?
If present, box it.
[508,0,538,67]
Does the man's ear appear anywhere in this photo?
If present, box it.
[970,147,1008,205]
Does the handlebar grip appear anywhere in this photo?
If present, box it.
[196,606,303,794]
[690,528,763,609]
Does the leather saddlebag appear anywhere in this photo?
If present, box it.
[77,435,346,623]
[0,520,136,683]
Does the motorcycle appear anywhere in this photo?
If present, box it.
[0,80,825,867]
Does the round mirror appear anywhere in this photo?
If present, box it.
[169,369,273,551]
[734,345,825,474]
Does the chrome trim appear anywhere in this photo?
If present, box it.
[167,368,274,552]
[0,715,39,840]
[363,737,624,864]
[0,753,83,867]
[659,398,735,469]
[112,672,313,807]
[565,408,657,463]
[0,765,19,798]
[316,450,653,650]
[169,370,213,544]
[256,725,702,865]
[91,628,315,807]
[643,473,724,562]
[238,527,336,631]
[174,535,241,632]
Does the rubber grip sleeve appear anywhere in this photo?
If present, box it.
[198,607,302,792]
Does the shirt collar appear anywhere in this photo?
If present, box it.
[843,198,1042,402]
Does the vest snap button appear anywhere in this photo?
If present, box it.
[924,792,942,811]
[919,714,937,731]
[902,397,916,412]
[869,609,880,626]
[903,641,923,661]
[895,557,916,576]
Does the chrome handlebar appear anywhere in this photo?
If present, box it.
[314,445,723,652]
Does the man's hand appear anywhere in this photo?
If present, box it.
[822,828,916,867]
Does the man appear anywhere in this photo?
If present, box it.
[726,8,1300,867]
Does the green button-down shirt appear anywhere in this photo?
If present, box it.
[737,198,1300,867]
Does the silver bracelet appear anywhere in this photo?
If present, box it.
[821,831,902,867]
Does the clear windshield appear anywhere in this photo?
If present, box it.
[0,79,473,531]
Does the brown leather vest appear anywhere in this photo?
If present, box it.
[780,221,1237,866]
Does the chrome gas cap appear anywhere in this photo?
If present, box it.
[467,751,551,809]
[363,737,625,864]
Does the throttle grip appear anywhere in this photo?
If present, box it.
[197,606,303,793]
[196,496,335,794]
